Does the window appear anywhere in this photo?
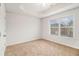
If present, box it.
[49,16,74,38]
[50,20,59,35]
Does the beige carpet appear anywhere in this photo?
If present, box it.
[5,39,79,56]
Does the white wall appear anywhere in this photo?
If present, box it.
[42,7,79,49]
[6,13,41,46]
[0,3,6,56]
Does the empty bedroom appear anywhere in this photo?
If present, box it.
[0,3,79,56]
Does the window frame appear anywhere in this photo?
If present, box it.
[49,15,75,39]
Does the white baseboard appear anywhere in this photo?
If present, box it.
[6,37,40,46]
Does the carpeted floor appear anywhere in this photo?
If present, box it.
[5,39,79,56]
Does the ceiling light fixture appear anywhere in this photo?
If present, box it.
[41,3,56,8]
[41,3,52,7]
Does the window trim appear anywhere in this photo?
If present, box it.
[49,15,75,39]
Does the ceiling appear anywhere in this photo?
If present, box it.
[5,3,52,17]
[5,3,50,13]
[5,3,79,18]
